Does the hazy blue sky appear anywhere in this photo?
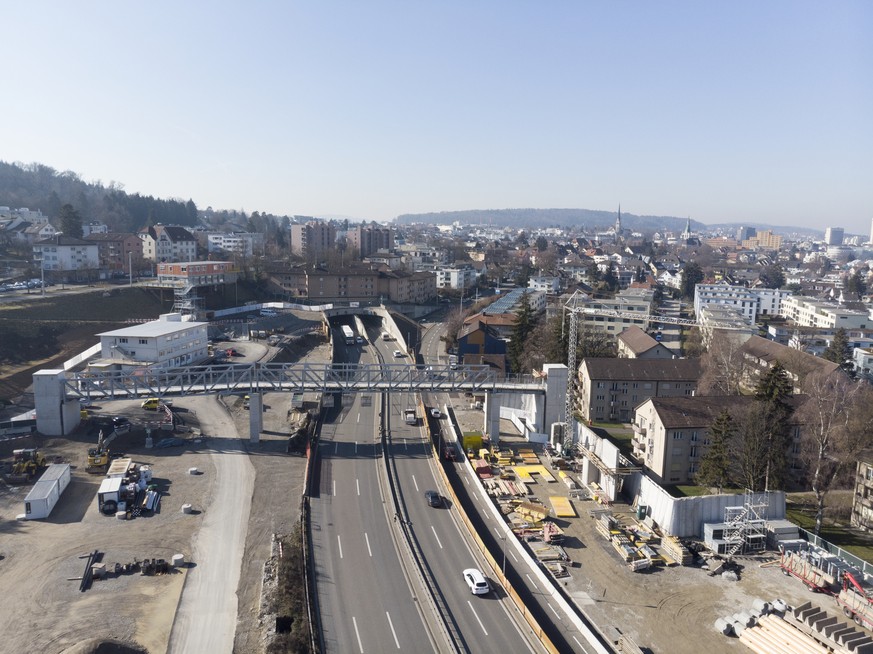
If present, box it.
[3,2,871,234]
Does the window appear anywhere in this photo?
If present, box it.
[673,432,683,440]
[120,338,128,344]
[139,339,148,345]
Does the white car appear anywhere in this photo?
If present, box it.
[463,568,490,595]
[393,349,403,358]
[430,408,441,419]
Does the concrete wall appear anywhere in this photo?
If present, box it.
[34,369,80,436]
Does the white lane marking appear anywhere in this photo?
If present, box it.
[464,476,470,485]
[357,413,360,423]
[356,478,360,496]
[467,600,489,635]
[333,479,336,497]
[573,636,583,649]
[352,616,363,653]
[526,574,538,590]
[430,525,444,549]
[509,551,518,563]
[355,440,358,455]
[337,535,343,559]
[412,475,419,492]
[365,532,372,557]
[386,612,400,649]
[547,602,561,620]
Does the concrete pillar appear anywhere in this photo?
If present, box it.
[483,391,501,445]
[34,369,80,436]
[542,363,569,434]
[249,393,263,443]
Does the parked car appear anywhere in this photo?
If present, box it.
[425,490,442,508]
[462,568,490,595]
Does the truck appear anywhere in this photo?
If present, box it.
[835,572,873,631]
[404,409,417,425]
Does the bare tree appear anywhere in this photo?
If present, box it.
[797,374,873,534]
[732,402,772,491]
[697,333,746,395]
[442,308,467,353]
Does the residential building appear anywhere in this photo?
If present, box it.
[576,357,702,423]
[486,288,547,314]
[139,225,197,263]
[456,319,507,372]
[578,288,655,335]
[736,226,757,242]
[462,312,517,339]
[694,283,789,324]
[348,223,394,258]
[93,312,208,372]
[616,327,674,359]
[378,270,437,304]
[435,264,478,289]
[207,232,263,257]
[780,296,870,330]
[86,233,143,274]
[24,222,58,244]
[289,220,336,259]
[741,230,782,250]
[528,276,561,294]
[633,395,804,486]
[267,265,436,304]
[851,460,873,532]
[854,347,873,381]
[33,235,99,272]
[739,335,841,392]
[82,222,108,237]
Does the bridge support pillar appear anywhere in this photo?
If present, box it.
[483,392,501,445]
[249,393,263,443]
[542,363,569,434]
[34,369,80,437]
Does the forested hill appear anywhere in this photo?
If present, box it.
[0,161,198,232]
[394,207,700,233]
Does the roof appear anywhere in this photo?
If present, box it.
[98,318,207,339]
[646,394,807,429]
[463,312,516,327]
[616,326,660,355]
[458,319,502,341]
[581,357,701,382]
[34,235,93,246]
[142,224,196,242]
[739,336,841,377]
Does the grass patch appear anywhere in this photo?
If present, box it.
[667,485,745,498]
[588,422,635,460]
[786,494,873,564]
[0,287,167,322]
[268,525,312,654]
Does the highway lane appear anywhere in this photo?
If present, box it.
[386,390,539,654]
[311,329,437,654]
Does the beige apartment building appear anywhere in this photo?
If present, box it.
[268,265,435,304]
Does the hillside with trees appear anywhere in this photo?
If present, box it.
[0,161,198,231]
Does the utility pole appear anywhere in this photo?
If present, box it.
[128,251,133,286]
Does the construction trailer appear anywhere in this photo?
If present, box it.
[836,572,873,632]
[23,463,71,520]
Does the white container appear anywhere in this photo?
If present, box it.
[23,464,71,520]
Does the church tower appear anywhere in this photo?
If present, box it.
[681,217,692,240]
[614,205,622,242]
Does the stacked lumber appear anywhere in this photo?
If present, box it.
[483,478,529,497]
[517,448,540,464]
[740,614,828,654]
[661,536,693,566]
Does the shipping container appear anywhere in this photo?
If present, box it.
[23,464,71,520]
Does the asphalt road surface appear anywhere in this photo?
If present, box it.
[168,395,255,654]
[310,327,437,654]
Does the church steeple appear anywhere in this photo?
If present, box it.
[615,204,622,237]
[681,216,692,240]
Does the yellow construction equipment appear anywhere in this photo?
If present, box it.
[8,448,47,483]
[86,428,113,473]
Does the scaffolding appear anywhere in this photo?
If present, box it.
[172,283,202,317]
[722,490,769,558]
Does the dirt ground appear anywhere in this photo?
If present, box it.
[0,327,329,654]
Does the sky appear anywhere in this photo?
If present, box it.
[2,2,871,235]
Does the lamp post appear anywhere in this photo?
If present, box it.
[129,251,133,286]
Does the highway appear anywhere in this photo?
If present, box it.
[310,329,437,654]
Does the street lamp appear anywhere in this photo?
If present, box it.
[128,251,133,286]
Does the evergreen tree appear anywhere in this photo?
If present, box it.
[58,204,83,238]
[759,264,786,289]
[602,262,619,292]
[823,328,854,377]
[754,362,794,490]
[508,291,535,373]
[696,409,734,493]
[680,262,704,298]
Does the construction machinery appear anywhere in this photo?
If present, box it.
[85,418,130,473]
[8,448,47,483]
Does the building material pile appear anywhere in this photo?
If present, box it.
[516,447,539,465]
[660,536,693,566]
[483,478,529,498]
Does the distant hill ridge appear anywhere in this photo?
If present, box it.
[395,208,822,237]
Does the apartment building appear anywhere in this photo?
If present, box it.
[633,395,803,485]
[33,235,99,272]
[578,288,655,335]
[139,225,197,263]
[739,335,841,392]
[576,357,701,423]
[780,296,870,330]
[616,326,674,359]
[851,460,873,531]
[348,223,394,258]
[694,283,789,324]
[741,229,782,250]
[156,261,238,287]
[206,232,263,257]
[435,264,479,289]
[267,265,435,304]
[528,276,561,294]
[289,220,336,259]
[86,233,143,274]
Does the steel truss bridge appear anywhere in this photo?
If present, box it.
[66,363,546,400]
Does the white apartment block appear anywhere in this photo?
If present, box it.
[95,313,208,372]
[435,265,478,289]
[528,276,560,293]
[579,289,654,335]
[780,295,870,330]
[33,236,99,271]
[207,232,263,257]
[854,347,873,381]
[694,283,789,324]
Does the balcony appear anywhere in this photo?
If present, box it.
[632,423,647,436]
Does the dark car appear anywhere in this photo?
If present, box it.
[444,445,457,461]
[425,490,442,508]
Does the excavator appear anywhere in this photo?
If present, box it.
[86,417,130,473]
[7,449,47,483]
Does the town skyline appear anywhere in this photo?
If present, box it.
[2,2,870,234]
